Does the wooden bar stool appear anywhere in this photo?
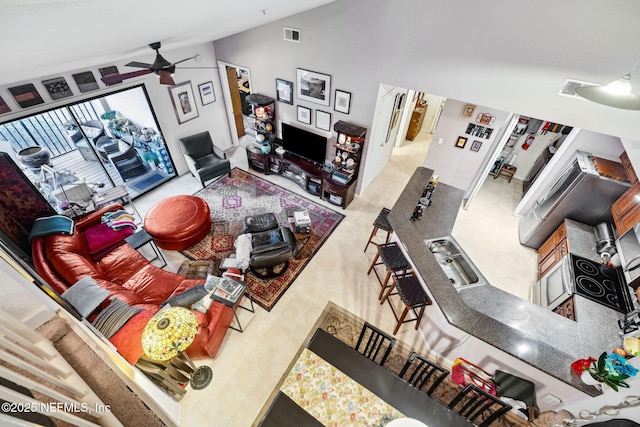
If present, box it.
[367,242,411,300]
[364,207,393,252]
[380,274,432,335]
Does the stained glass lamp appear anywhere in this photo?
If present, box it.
[142,306,198,361]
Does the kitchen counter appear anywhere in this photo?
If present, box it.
[388,167,625,396]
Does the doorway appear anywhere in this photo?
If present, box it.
[218,62,253,146]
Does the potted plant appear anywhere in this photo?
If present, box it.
[572,352,638,391]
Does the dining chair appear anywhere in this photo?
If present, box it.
[399,352,449,396]
[355,321,396,366]
[447,384,512,427]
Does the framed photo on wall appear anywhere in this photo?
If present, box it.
[316,110,331,131]
[334,89,351,114]
[42,77,73,100]
[455,136,468,149]
[198,81,216,105]
[463,104,476,117]
[296,68,331,106]
[297,105,312,124]
[168,81,199,124]
[276,78,293,104]
[72,71,99,93]
[471,140,483,152]
[0,95,11,114]
[8,83,44,108]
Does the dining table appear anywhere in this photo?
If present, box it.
[257,328,473,426]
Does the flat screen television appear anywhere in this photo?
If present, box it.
[281,122,327,165]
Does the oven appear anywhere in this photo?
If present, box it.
[534,253,634,314]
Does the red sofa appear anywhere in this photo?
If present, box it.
[31,204,233,362]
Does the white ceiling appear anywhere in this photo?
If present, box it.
[0,0,335,86]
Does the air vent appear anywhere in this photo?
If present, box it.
[283,27,301,43]
[559,78,598,98]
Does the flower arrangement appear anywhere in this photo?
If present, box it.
[571,352,638,391]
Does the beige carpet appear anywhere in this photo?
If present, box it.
[254,301,534,427]
[36,316,166,427]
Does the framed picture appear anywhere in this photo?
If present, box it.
[463,104,476,117]
[42,77,73,100]
[334,89,351,114]
[297,105,312,124]
[476,113,495,126]
[296,68,331,106]
[99,66,120,86]
[72,71,99,93]
[316,110,331,131]
[455,136,468,149]
[0,95,11,114]
[168,81,199,124]
[198,81,216,105]
[275,78,293,104]
[470,140,483,152]
[8,83,44,108]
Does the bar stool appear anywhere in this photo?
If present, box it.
[380,274,432,335]
[364,207,393,252]
[367,242,411,300]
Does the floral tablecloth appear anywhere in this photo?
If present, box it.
[281,348,406,426]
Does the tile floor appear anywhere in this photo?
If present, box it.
[130,132,536,426]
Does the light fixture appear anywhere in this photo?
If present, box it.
[142,306,198,361]
[575,62,640,110]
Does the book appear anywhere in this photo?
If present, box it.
[211,277,244,302]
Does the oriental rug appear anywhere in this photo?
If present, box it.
[182,168,344,311]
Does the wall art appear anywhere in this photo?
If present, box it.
[463,104,476,117]
[276,78,293,104]
[316,110,331,131]
[0,95,11,114]
[470,140,483,152]
[455,136,468,149]
[334,89,351,114]
[296,68,331,106]
[72,71,99,93]
[297,105,312,124]
[8,84,44,108]
[99,66,120,86]
[476,113,495,125]
[42,77,73,100]
[168,81,199,124]
[198,81,216,105]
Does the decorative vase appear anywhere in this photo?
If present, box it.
[17,146,52,169]
[580,371,601,386]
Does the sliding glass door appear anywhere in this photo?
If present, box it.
[0,84,176,215]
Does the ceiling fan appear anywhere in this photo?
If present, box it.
[100,42,200,87]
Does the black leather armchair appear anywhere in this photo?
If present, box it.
[249,227,297,278]
[178,131,231,187]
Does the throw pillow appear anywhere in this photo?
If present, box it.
[161,285,208,309]
[62,276,110,317]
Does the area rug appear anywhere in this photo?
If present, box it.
[254,302,530,427]
[182,168,344,311]
[130,172,167,192]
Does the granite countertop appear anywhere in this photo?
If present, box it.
[388,167,624,396]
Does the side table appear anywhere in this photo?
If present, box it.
[125,228,167,268]
[208,276,255,332]
[294,231,314,259]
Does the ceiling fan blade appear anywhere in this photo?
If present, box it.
[101,69,152,85]
[125,61,152,69]
[171,56,197,66]
[158,70,175,86]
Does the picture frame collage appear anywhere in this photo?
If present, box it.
[276,67,353,133]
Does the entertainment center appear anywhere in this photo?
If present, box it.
[246,120,366,209]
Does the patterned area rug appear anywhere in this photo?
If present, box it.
[182,168,344,311]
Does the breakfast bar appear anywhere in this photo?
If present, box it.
[387,167,626,397]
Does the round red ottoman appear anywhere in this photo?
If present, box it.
[144,195,211,250]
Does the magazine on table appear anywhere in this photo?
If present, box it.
[211,277,244,301]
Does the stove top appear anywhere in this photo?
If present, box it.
[570,254,633,313]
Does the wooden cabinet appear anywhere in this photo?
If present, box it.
[553,297,576,321]
[406,104,427,141]
[620,151,638,184]
[246,146,268,174]
[322,178,355,209]
[612,181,640,236]
[538,222,567,279]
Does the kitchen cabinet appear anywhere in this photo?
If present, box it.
[620,151,638,184]
[406,105,427,141]
[612,181,640,236]
[553,297,575,321]
[538,222,567,279]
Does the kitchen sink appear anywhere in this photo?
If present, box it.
[425,236,486,291]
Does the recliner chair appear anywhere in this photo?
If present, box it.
[249,226,297,278]
[178,131,231,187]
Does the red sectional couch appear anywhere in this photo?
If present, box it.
[31,203,233,362]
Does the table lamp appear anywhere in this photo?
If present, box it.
[142,306,198,361]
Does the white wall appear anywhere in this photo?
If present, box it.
[510,131,561,181]
[423,99,510,190]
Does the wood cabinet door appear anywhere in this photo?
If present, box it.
[612,181,640,235]
[620,151,638,184]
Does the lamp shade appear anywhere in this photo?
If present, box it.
[575,74,640,110]
[142,306,198,361]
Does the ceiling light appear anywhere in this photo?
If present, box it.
[575,62,640,110]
